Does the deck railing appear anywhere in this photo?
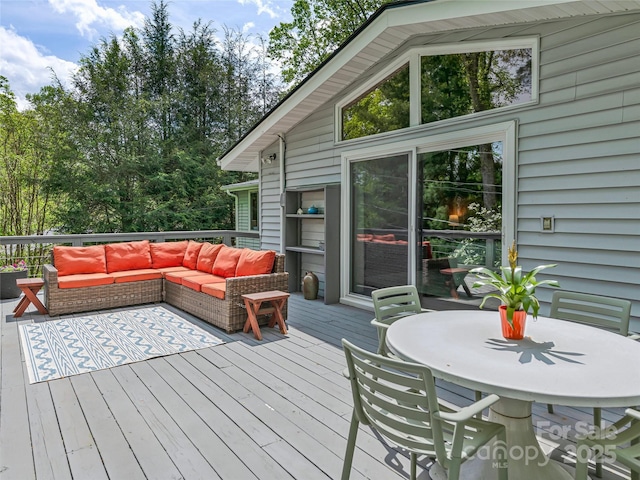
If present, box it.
[0,230,260,277]
[422,229,502,268]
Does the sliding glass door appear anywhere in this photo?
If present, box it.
[350,154,409,296]
[342,122,514,305]
[417,142,503,298]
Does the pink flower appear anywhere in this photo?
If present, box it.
[0,260,28,273]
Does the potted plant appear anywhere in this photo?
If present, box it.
[0,259,29,299]
[470,242,560,339]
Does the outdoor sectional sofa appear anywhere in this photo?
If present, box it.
[43,240,288,332]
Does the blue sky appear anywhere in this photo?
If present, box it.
[0,0,293,109]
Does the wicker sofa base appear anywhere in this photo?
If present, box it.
[45,279,163,317]
[44,253,289,333]
[164,272,289,333]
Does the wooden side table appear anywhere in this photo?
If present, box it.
[241,290,290,341]
[13,278,48,318]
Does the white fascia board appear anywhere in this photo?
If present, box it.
[218,0,631,172]
[219,16,392,172]
[384,0,582,28]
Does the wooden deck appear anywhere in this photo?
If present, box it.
[0,293,633,480]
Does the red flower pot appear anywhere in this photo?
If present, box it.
[499,305,527,340]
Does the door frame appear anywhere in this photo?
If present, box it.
[340,121,517,309]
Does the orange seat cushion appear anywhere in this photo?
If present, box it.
[212,246,242,278]
[235,249,276,277]
[182,274,226,292]
[164,270,206,285]
[196,243,224,273]
[202,282,226,300]
[150,241,188,268]
[58,273,114,289]
[156,266,191,276]
[105,240,152,273]
[53,245,107,276]
[110,269,163,283]
[182,241,203,269]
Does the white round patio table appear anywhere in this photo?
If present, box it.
[385,310,640,480]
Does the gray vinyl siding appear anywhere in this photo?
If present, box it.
[264,12,640,320]
[259,148,282,252]
[236,190,250,231]
[234,190,260,249]
[285,106,340,186]
[516,13,640,318]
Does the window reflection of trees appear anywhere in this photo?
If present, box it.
[352,155,409,233]
[342,64,410,140]
[421,49,531,124]
[341,48,531,142]
[420,144,502,232]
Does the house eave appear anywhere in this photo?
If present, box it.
[221,179,260,192]
[218,0,640,172]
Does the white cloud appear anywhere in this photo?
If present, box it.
[242,22,256,34]
[238,0,278,19]
[48,0,145,39]
[0,26,78,110]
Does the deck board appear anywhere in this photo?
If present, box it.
[0,293,633,480]
[49,378,109,480]
[90,368,184,480]
[27,381,72,480]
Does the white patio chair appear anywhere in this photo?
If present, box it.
[341,339,508,480]
[371,284,483,402]
[370,285,429,357]
[547,290,632,477]
[574,407,640,480]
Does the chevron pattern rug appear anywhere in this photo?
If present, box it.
[19,306,224,383]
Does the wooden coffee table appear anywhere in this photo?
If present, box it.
[13,278,48,318]
[241,290,290,340]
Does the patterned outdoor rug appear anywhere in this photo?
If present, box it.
[19,306,225,383]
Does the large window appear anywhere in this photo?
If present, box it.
[421,49,531,125]
[338,39,536,142]
[342,63,410,141]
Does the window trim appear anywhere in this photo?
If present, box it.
[335,37,538,144]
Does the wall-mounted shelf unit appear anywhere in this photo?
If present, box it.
[284,184,340,304]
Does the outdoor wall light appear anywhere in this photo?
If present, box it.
[261,153,276,165]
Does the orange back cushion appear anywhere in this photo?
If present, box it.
[105,240,152,273]
[196,243,224,273]
[373,234,395,242]
[53,245,107,276]
[150,241,188,268]
[212,246,243,278]
[182,241,203,269]
[235,249,276,277]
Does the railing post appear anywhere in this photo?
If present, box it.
[486,239,495,268]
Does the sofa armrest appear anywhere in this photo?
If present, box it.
[226,272,289,295]
[43,263,59,287]
[43,264,59,310]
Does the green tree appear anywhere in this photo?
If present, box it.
[268,0,386,84]
[0,77,59,264]
[43,1,281,234]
